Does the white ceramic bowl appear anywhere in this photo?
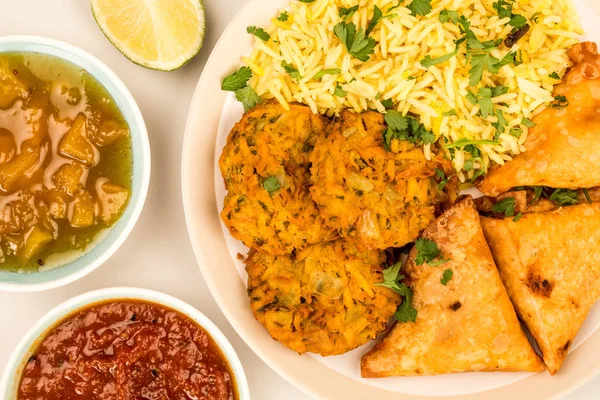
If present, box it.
[0,287,250,399]
[0,36,150,292]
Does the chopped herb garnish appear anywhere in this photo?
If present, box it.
[469,52,500,86]
[583,188,593,204]
[334,22,377,62]
[334,85,347,97]
[221,66,252,91]
[435,168,454,190]
[509,14,527,29]
[513,212,523,222]
[381,98,394,109]
[420,46,459,68]
[495,51,521,69]
[313,68,341,80]
[443,138,498,149]
[247,26,270,41]
[549,189,579,206]
[366,5,383,36]
[282,62,301,80]
[298,0,315,2]
[376,262,406,292]
[492,197,516,217]
[262,176,281,193]
[531,12,542,23]
[376,262,418,323]
[383,110,435,148]
[235,86,262,112]
[277,11,289,22]
[339,5,359,20]
[440,269,453,285]
[439,9,459,24]
[522,117,535,128]
[415,238,448,267]
[551,95,569,108]
[407,0,432,16]
[443,109,457,116]
[395,285,418,322]
[509,127,523,138]
[549,72,561,80]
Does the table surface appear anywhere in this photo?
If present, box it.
[0,1,599,399]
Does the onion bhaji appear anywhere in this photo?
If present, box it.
[219,102,335,255]
[309,110,451,250]
[246,240,400,356]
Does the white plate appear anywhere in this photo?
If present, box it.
[182,1,600,398]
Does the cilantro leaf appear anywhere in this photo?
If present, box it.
[262,176,281,193]
[493,0,513,19]
[458,15,471,33]
[469,53,500,86]
[222,66,253,91]
[282,62,301,80]
[375,262,418,323]
[384,110,408,131]
[492,197,516,217]
[235,86,262,112]
[439,9,458,24]
[513,212,523,222]
[467,86,505,119]
[443,109,457,116]
[549,189,579,206]
[334,22,377,62]
[247,26,270,41]
[381,98,394,109]
[440,269,453,285]
[366,5,383,36]
[277,11,289,22]
[414,238,448,266]
[313,68,341,80]
[383,112,435,148]
[420,47,459,68]
[407,0,432,16]
[339,5,358,20]
[549,72,561,80]
[394,284,418,323]
[509,14,527,29]
[494,51,520,69]
[334,85,347,97]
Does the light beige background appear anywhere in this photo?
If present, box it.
[0,1,598,399]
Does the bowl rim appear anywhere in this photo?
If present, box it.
[0,287,251,399]
[0,35,151,292]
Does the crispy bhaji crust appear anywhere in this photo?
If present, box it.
[219,102,335,254]
[246,240,400,356]
[309,110,450,250]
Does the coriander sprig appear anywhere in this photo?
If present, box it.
[376,262,418,323]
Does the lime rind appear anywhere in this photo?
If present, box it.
[91,0,206,72]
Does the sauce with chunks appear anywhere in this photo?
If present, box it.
[0,52,132,271]
[17,300,238,400]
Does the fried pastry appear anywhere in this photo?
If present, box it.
[361,198,544,377]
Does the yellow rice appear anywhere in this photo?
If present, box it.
[242,0,582,180]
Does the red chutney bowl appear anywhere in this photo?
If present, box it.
[0,287,250,399]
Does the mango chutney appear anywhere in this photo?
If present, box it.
[0,52,132,272]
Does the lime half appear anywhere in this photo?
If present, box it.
[91,0,206,71]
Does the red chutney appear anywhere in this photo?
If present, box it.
[17,300,238,400]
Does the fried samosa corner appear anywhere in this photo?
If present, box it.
[478,42,600,197]
[361,198,544,377]
[481,203,600,374]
